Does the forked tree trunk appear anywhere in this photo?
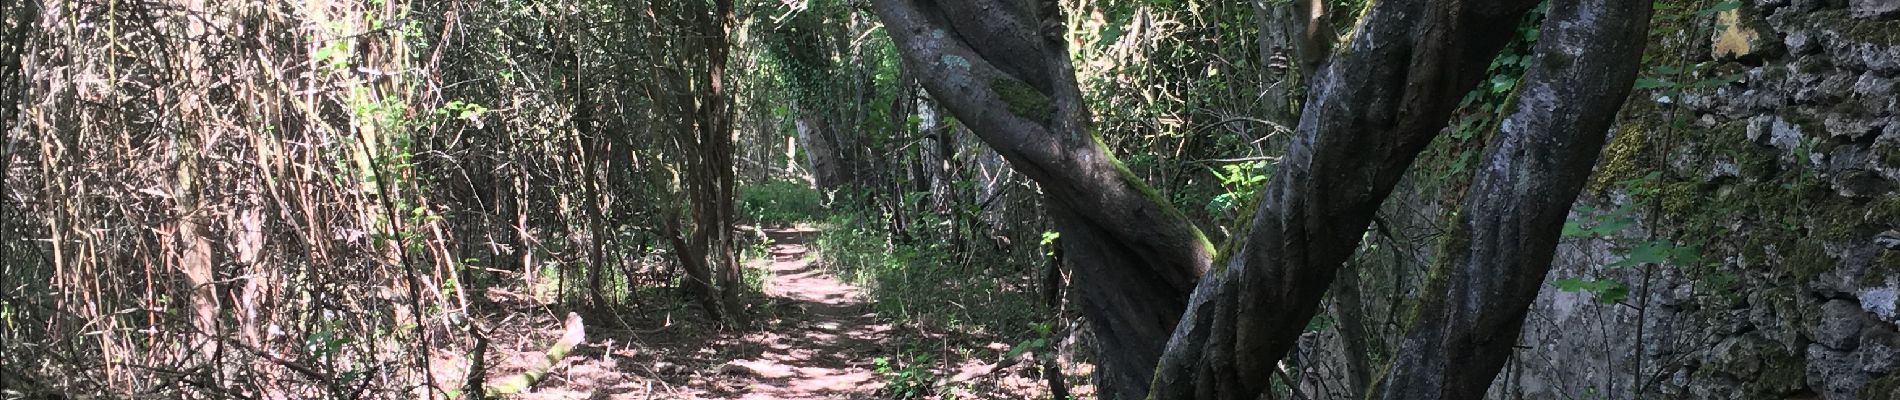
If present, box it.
[876,0,1652,398]
[872,2,1215,398]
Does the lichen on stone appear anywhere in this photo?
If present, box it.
[1591,116,1654,192]
[1712,7,1783,62]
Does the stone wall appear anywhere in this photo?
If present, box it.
[1495,1,1900,399]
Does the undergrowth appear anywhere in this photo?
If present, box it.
[740,180,825,226]
[812,209,1053,399]
[811,211,1043,336]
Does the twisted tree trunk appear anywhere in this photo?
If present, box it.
[1370,1,1652,397]
[1148,2,1540,398]
[876,1,1652,398]
[872,2,1214,398]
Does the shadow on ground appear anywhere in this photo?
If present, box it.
[457,227,1065,400]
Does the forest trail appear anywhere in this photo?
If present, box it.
[510,227,896,400]
[712,226,891,399]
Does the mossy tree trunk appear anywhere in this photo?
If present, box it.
[872,2,1215,398]
[877,0,1652,399]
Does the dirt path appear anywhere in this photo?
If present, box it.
[714,227,890,399]
[510,227,895,399]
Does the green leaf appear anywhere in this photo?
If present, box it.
[1562,220,1588,237]
[1552,277,1629,304]
[1597,284,1630,304]
[1608,240,1674,268]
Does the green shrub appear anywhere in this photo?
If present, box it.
[739,180,824,226]
[810,212,1042,336]
[873,353,938,399]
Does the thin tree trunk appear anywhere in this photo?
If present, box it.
[665,211,723,322]
[706,0,747,328]
[1043,240,1071,400]
[1331,262,1373,399]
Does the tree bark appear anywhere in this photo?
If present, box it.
[1331,262,1374,399]
[704,0,747,329]
[1368,1,1652,398]
[1149,1,1540,399]
[649,0,743,326]
[872,2,1215,398]
[796,114,848,190]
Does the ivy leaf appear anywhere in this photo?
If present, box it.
[1553,278,1629,304]
[1489,74,1517,94]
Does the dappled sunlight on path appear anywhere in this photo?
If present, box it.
[480,225,1069,399]
[510,227,896,399]
[717,228,892,399]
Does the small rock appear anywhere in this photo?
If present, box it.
[1787,31,1820,55]
[1704,159,1743,181]
[654,361,685,375]
[1851,0,1900,18]
[1813,299,1867,350]
[1821,74,1857,101]
[1749,115,1776,144]
[1688,371,1743,399]
[1662,282,1698,310]
[1855,73,1895,97]
[1711,336,1766,376]
[1860,327,1899,373]
[1808,343,1871,400]
[1792,0,1829,13]
[1833,169,1894,198]
[1877,231,1900,250]
[1768,116,1805,154]
[1825,114,1885,141]
[717,361,754,376]
[1861,285,1899,322]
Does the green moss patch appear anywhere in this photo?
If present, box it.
[991,77,1054,120]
